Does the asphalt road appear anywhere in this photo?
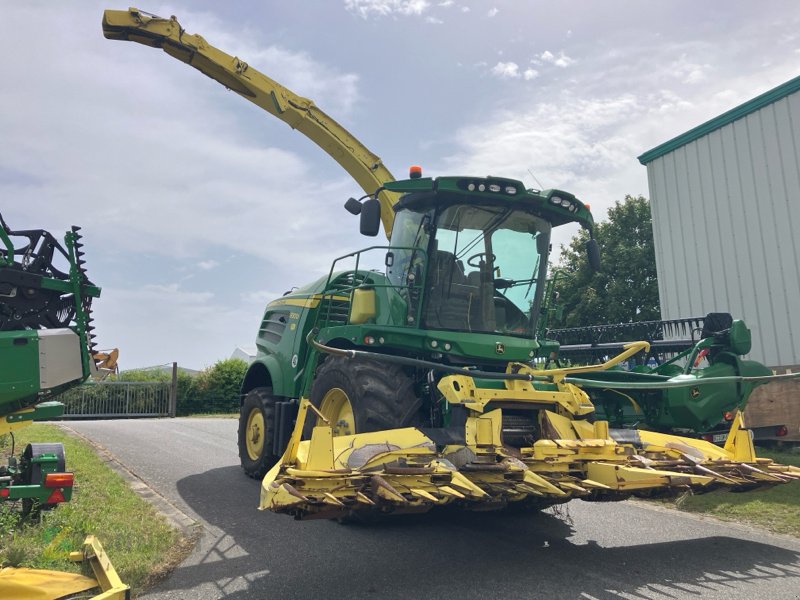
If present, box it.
[64,418,800,600]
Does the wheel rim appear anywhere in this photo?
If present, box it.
[245,407,265,460]
[319,387,355,436]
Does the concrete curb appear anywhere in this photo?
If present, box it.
[59,423,201,539]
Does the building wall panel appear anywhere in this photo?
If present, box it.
[645,90,800,366]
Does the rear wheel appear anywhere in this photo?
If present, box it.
[238,387,278,479]
[308,356,421,436]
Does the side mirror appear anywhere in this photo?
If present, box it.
[360,198,381,237]
[536,234,549,257]
[586,238,600,271]
[344,197,362,215]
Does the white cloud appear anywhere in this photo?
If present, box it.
[345,0,431,19]
[438,0,455,6]
[491,61,520,78]
[539,50,575,68]
[487,7,499,17]
[425,16,444,24]
[197,260,219,271]
[523,68,539,80]
[442,93,651,253]
[669,54,711,84]
[461,6,470,11]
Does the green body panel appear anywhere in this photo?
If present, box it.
[590,351,772,432]
[0,330,40,412]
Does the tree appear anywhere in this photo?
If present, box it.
[551,195,660,328]
[186,358,249,414]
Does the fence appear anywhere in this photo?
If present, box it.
[58,380,175,419]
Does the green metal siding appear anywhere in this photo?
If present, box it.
[638,74,800,165]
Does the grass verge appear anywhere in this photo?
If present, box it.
[658,447,800,537]
[1,423,193,594]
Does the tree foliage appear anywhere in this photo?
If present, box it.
[551,195,660,328]
[118,358,249,415]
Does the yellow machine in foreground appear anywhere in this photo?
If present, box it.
[0,535,129,599]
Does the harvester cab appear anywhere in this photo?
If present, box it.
[348,172,596,363]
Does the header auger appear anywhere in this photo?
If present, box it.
[103,7,799,522]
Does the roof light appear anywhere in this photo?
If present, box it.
[560,198,571,208]
[409,165,422,179]
[467,183,475,191]
[478,184,486,192]
[489,184,501,192]
[550,196,561,205]
[505,186,517,195]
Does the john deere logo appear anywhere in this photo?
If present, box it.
[690,387,700,399]
[495,342,505,354]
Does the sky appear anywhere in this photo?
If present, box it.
[2,1,799,370]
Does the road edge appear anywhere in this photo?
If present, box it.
[59,423,201,540]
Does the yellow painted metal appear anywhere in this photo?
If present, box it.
[586,462,713,490]
[317,387,355,436]
[437,373,594,416]
[465,408,502,447]
[533,341,652,377]
[0,536,129,599]
[0,411,34,437]
[267,294,350,310]
[0,568,97,599]
[256,345,800,519]
[244,405,265,461]
[305,426,335,471]
[723,410,756,462]
[69,535,130,599]
[349,288,377,324]
[103,8,400,238]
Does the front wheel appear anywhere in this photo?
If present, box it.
[307,356,421,436]
[238,387,278,479]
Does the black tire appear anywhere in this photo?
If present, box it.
[307,356,422,436]
[238,387,278,479]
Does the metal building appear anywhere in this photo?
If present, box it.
[638,76,800,370]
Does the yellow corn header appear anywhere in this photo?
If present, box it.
[261,343,799,520]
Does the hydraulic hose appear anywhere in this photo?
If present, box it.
[307,330,537,382]
[564,371,800,390]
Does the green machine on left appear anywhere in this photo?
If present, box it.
[0,213,116,512]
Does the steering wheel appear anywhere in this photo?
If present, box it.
[466,252,496,268]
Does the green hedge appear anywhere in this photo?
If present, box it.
[119,358,248,415]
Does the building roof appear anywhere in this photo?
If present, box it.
[638,73,800,165]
